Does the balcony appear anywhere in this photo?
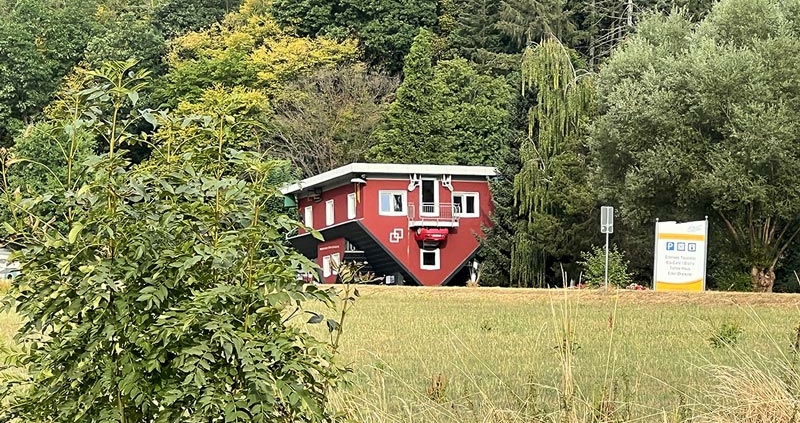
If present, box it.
[407,202,459,228]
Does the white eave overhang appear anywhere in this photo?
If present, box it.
[280,163,497,195]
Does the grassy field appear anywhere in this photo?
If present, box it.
[2,284,800,422]
[328,287,800,422]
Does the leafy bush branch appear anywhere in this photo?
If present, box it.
[0,61,345,422]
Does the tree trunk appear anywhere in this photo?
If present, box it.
[751,266,775,292]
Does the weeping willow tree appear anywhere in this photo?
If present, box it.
[511,35,594,288]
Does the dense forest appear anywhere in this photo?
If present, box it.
[1,0,799,292]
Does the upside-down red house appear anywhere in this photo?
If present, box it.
[281,163,496,286]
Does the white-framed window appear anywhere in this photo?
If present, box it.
[347,193,356,219]
[379,190,407,216]
[452,192,479,217]
[325,199,335,226]
[331,253,340,275]
[322,255,332,277]
[420,248,441,270]
[304,205,314,228]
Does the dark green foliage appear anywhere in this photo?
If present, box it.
[153,0,241,39]
[260,0,331,36]
[270,0,438,72]
[654,0,718,20]
[708,259,752,292]
[369,29,513,166]
[444,0,580,74]
[9,0,97,77]
[0,20,47,145]
[495,0,575,51]
[0,0,96,146]
[445,0,511,68]
[0,63,343,422]
[706,229,752,292]
[85,13,167,75]
[477,138,522,287]
[774,238,800,293]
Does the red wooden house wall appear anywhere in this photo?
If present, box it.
[292,172,493,286]
[359,178,491,286]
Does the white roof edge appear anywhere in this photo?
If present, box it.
[280,163,497,195]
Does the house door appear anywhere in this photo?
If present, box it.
[420,179,438,216]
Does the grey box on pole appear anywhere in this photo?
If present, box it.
[601,206,614,234]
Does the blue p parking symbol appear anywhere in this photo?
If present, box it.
[666,242,675,251]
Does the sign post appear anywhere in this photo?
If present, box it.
[653,218,708,291]
[600,206,614,290]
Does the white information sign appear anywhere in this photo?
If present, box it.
[601,206,614,234]
[653,219,708,292]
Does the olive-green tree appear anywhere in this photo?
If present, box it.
[270,0,438,72]
[0,0,96,147]
[592,0,800,292]
[84,12,166,75]
[272,64,398,177]
[369,29,514,167]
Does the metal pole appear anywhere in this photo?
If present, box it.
[702,216,709,291]
[653,218,659,290]
[604,231,610,290]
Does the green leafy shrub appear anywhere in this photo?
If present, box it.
[713,268,753,292]
[708,246,752,292]
[579,246,633,288]
[709,322,744,348]
[0,61,343,423]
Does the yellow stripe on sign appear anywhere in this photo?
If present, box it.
[655,279,704,292]
[658,233,705,241]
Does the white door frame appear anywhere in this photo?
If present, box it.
[419,178,439,216]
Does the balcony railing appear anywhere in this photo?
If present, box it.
[407,202,459,227]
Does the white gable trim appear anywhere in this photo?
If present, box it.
[281,163,496,195]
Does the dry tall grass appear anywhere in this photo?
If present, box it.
[691,309,800,423]
[696,361,799,423]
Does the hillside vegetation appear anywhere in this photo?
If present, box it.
[2,0,800,421]
[1,0,799,291]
